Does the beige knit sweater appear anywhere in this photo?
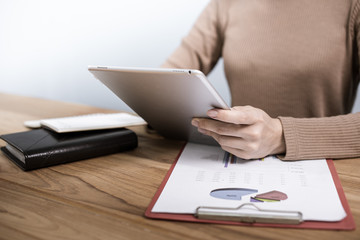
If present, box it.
[162,0,360,160]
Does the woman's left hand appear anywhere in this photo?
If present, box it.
[191,106,286,159]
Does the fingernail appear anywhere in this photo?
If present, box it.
[207,110,218,118]
[191,119,199,127]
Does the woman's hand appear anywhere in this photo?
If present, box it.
[191,106,286,159]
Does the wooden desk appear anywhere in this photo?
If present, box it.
[0,93,359,240]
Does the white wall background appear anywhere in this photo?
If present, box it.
[0,0,230,113]
[1,0,359,113]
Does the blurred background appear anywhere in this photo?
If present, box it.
[1,0,359,113]
[0,0,230,113]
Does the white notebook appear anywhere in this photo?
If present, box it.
[24,113,147,133]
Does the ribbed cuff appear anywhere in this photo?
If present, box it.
[278,113,360,161]
[277,117,298,160]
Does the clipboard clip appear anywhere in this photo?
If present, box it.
[195,203,303,225]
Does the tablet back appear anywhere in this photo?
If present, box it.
[88,66,229,145]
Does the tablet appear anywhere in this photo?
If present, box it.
[88,66,230,145]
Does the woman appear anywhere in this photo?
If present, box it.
[162,0,360,160]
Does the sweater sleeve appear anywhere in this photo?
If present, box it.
[278,114,360,160]
[161,0,224,75]
[277,1,360,161]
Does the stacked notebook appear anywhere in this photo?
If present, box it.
[1,113,143,171]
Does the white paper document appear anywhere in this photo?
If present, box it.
[152,143,346,222]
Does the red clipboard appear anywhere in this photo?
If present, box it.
[145,147,356,230]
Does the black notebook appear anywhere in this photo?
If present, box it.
[0,128,138,171]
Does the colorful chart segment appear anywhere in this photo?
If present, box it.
[250,190,288,203]
[209,188,288,203]
[210,188,258,200]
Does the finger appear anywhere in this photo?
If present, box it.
[198,128,251,150]
[196,118,246,138]
[198,126,264,159]
[191,118,200,127]
[207,106,262,125]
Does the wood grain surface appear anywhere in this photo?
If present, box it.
[0,93,359,240]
